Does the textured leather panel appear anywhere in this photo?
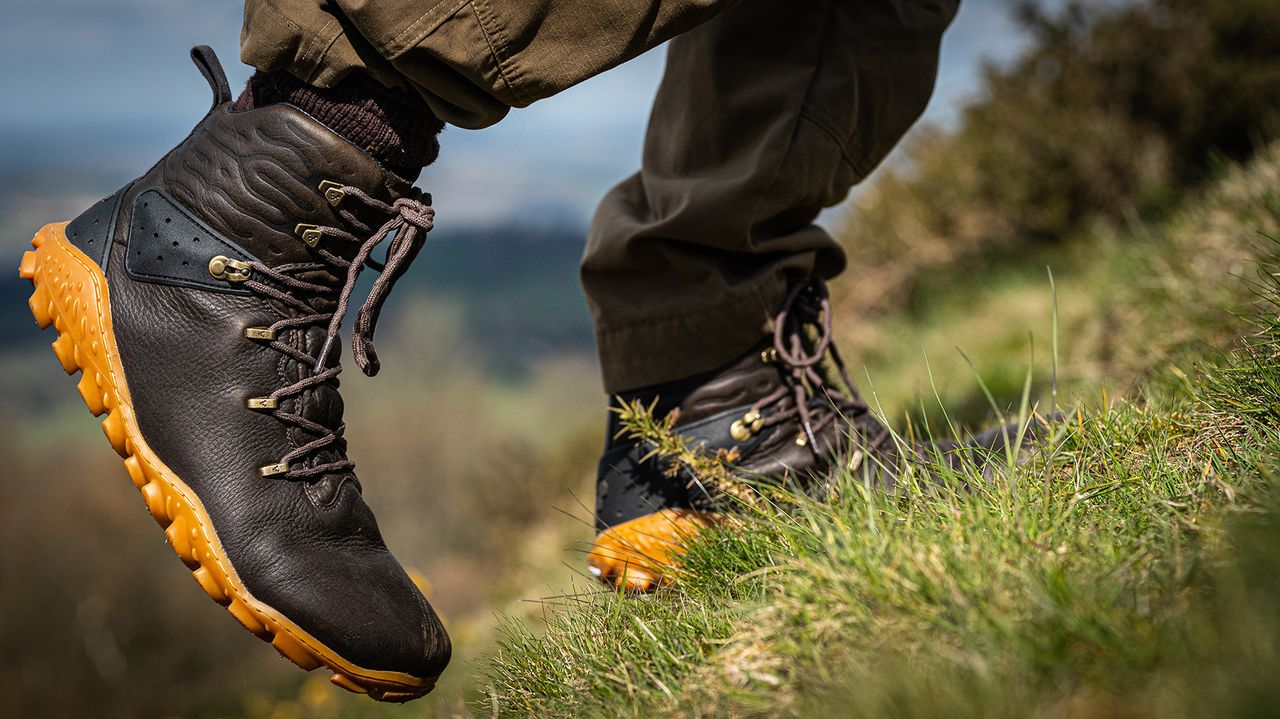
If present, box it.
[96,101,448,677]
[672,358,781,425]
[124,187,256,293]
[159,104,386,266]
[65,186,127,269]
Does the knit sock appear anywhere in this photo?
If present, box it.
[234,70,444,179]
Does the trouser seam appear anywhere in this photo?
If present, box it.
[258,0,307,38]
[470,0,529,106]
[798,109,871,180]
[302,16,341,70]
[256,0,331,78]
[303,17,347,84]
[753,0,832,228]
[384,0,466,56]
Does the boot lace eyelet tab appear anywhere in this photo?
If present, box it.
[294,223,323,247]
[318,180,346,207]
[244,327,276,341]
[208,255,251,282]
[259,462,291,477]
[246,396,278,410]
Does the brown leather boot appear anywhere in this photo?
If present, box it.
[18,47,447,701]
[588,280,1031,591]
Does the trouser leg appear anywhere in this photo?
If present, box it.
[584,0,959,393]
[240,0,737,128]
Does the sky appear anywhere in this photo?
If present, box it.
[0,0,1052,230]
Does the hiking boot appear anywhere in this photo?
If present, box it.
[18,47,448,701]
[588,280,1032,591]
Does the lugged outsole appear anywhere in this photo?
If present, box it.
[19,223,436,702]
[586,508,719,592]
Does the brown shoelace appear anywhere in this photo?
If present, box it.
[754,280,887,457]
[241,185,434,479]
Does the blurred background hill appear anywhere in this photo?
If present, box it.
[4,0,1278,716]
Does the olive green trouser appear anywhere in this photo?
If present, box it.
[241,0,959,392]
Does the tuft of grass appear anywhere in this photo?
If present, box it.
[480,146,1280,717]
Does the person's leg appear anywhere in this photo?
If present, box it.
[584,0,960,590]
[240,0,737,130]
[584,0,960,394]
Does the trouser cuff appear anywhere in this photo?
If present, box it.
[595,278,790,394]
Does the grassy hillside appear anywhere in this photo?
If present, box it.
[476,4,1280,714]
[479,128,1280,719]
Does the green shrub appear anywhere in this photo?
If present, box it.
[839,0,1280,318]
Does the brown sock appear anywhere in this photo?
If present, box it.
[234,70,444,179]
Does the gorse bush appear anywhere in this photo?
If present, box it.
[839,0,1280,319]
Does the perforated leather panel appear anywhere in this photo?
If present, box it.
[594,405,768,530]
[65,186,128,269]
[124,187,257,293]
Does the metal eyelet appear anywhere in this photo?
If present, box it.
[729,409,765,442]
[208,255,251,282]
[246,397,279,410]
[294,223,322,247]
[244,327,276,341]
[259,462,291,477]
[318,180,346,207]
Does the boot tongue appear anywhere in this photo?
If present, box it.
[298,326,345,430]
[289,177,426,363]
[279,325,356,499]
[285,195,390,306]
[673,341,782,425]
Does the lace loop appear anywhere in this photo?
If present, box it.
[758,280,876,456]
[316,189,434,375]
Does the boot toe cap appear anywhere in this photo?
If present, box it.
[240,541,451,684]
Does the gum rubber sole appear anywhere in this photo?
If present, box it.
[19,223,437,702]
[586,508,719,592]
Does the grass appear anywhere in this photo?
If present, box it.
[478,144,1280,717]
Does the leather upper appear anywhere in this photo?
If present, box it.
[596,341,886,530]
[87,96,448,678]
